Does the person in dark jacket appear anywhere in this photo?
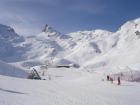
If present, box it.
[107,75,110,81]
[118,77,121,85]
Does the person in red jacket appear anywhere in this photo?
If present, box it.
[110,77,113,83]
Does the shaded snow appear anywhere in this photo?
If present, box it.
[0,60,28,78]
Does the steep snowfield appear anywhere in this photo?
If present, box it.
[0,60,28,78]
[65,30,115,64]
[0,24,26,62]
[22,24,76,63]
[0,68,140,105]
[84,18,140,72]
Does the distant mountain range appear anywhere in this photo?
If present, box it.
[0,18,140,75]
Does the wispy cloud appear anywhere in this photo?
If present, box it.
[0,0,43,35]
[0,0,139,35]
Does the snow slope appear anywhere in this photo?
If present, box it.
[0,68,140,105]
[0,24,26,62]
[84,18,140,72]
[0,60,28,78]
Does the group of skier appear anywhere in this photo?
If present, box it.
[107,75,121,85]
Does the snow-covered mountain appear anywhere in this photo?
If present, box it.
[22,24,76,64]
[84,18,140,73]
[0,24,26,62]
[0,18,140,77]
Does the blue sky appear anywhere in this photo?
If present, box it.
[0,0,140,35]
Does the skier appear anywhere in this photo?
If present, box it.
[107,75,110,81]
[110,77,113,83]
[118,77,121,85]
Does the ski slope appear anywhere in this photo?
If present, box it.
[0,60,28,78]
[0,68,140,105]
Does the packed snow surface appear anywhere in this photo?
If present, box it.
[0,68,140,105]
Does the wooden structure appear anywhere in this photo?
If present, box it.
[28,68,41,80]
